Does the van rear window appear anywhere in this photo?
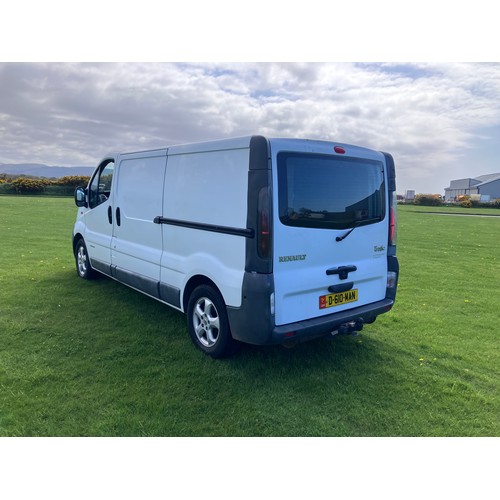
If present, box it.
[277,152,385,230]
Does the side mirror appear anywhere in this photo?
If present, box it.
[74,187,88,208]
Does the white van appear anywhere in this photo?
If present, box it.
[73,136,399,357]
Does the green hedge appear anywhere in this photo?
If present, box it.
[0,175,89,197]
[0,184,77,196]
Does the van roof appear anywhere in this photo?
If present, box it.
[113,135,383,159]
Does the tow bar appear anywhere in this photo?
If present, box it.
[332,318,364,336]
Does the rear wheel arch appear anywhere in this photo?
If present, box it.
[185,282,236,358]
[182,275,221,312]
[183,275,240,358]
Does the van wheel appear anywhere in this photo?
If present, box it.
[187,285,235,358]
[75,238,96,280]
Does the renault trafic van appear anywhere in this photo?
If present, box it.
[73,136,399,357]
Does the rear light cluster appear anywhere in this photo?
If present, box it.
[257,187,271,259]
[387,271,397,289]
[383,152,399,301]
[384,153,397,249]
[389,203,397,246]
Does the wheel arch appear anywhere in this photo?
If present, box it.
[73,232,85,255]
[182,274,222,312]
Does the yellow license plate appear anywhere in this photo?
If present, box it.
[319,289,358,309]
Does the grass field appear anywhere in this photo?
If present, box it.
[0,196,499,436]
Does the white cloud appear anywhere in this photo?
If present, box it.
[1,62,500,193]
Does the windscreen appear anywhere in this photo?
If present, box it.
[278,152,385,230]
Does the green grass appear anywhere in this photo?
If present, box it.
[0,197,499,436]
[399,202,500,216]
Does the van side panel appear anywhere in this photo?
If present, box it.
[161,147,250,309]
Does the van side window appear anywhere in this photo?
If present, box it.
[89,160,115,209]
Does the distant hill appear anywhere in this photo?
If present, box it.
[0,163,94,178]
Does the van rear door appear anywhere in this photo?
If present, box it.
[271,140,389,327]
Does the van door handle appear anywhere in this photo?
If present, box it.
[116,207,121,226]
[326,265,357,280]
[107,206,112,224]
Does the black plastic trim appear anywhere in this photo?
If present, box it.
[326,265,357,280]
[159,283,181,308]
[108,265,181,308]
[249,135,270,170]
[245,136,272,274]
[154,217,254,238]
[114,267,160,299]
[271,299,394,343]
[382,152,396,192]
[90,258,112,276]
[226,271,274,345]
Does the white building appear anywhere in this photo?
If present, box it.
[444,173,500,201]
[405,190,415,201]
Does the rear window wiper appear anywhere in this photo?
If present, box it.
[335,216,382,242]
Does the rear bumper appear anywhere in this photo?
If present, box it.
[270,298,394,345]
[227,270,394,345]
[227,270,397,346]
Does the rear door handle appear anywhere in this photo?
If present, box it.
[116,207,121,226]
[326,265,357,280]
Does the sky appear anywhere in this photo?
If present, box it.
[1,61,499,195]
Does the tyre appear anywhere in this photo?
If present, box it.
[74,238,96,280]
[187,285,236,358]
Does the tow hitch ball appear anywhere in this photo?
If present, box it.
[332,318,364,336]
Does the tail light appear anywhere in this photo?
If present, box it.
[387,271,397,289]
[383,153,397,248]
[389,200,397,247]
[382,152,399,302]
[258,187,271,259]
